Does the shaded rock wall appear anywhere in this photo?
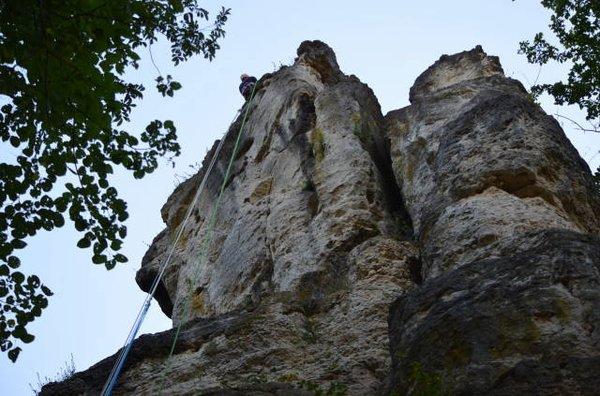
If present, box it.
[385,46,600,395]
[42,42,600,396]
[386,46,599,279]
[387,230,600,395]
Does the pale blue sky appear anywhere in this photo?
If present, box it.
[3,1,599,394]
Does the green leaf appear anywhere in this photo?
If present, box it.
[105,259,116,270]
[20,332,34,344]
[110,240,122,250]
[74,219,87,232]
[92,254,107,264]
[11,272,24,284]
[76,237,91,249]
[7,256,20,269]
[27,275,40,288]
[519,0,600,122]
[13,324,35,343]
[8,347,21,363]
[53,213,65,227]
[11,240,26,249]
[41,285,53,296]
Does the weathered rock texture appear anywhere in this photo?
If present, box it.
[385,46,600,395]
[386,46,599,279]
[42,42,600,395]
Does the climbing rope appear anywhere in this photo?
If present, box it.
[101,83,258,395]
[157,82,259,393]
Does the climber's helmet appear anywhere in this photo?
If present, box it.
[240,73,250,81]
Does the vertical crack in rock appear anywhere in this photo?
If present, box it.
[405,254,423,286]
[366,122,414,240]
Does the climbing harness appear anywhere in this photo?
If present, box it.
[101,83,258,395]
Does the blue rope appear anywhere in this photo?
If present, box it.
[101,298,151,395]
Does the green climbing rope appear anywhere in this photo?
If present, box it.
[158,82,259,392]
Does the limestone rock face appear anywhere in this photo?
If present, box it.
[387,229,600,395]
[385,47,600,395]
[139,41,413,326]
[386,46,599,278]
[44,40,418,395]
[42,42,600,396]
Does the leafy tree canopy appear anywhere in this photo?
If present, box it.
[519,0,599,124]
[0,0,229,362]
[519,0,599,188]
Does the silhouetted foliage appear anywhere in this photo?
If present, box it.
[0,0,229,362]
[519,0,599,127]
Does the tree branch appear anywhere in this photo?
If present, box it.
[554,113,600,133]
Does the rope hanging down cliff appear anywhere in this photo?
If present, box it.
[158,82,259,392]
[101,83,259,396]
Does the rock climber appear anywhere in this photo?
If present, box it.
[239,73,257,100]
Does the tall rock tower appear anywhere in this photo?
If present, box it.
[43,42,600,396]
